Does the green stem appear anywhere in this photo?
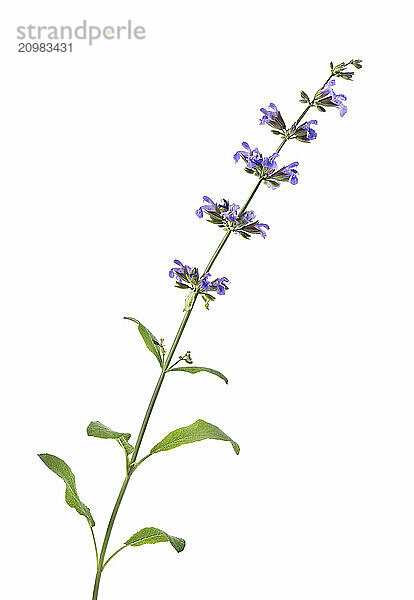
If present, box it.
[123,447,130,473]
[131,307,194,468]
[233,178,263,236]
[116,438,131,473]
[103,545,128,570]
[276,72,334,154]
[90,526,99,570]
[92,570,102,600]
[276,106,311,154]
[203,230,232,275]
[92,310,197,599]
[92,474,130,599]
[91,66,333,600]
[168,358,182,370]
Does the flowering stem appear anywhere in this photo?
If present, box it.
[91,66,334,600]
[236,178,264,227]
[203,230,232,274]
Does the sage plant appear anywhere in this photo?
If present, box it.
[38,58,363,599]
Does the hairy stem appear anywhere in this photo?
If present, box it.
[91,67,333,600]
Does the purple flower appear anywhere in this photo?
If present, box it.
[234,142,268,170]
[256,223,270,238]
[199,274,211,292]
[315,79,348,117]
[234,142,279,172]
[279,162,299,185]
[195,196,270,240]
[289,120,318,143]
[259,103,286,131]
[213,277,230,296]
[169,260,231,303]
[259,102,278,125]
[195,196,216,219]
[234,142,299,189]
[304,121,318,140]
[262,153,279,170]
[220,203,240,222]
[169,259,186,280]
[233,141,253,164]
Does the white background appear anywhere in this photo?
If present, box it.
[1,1,413,598]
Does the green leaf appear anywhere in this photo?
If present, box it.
[38,454,95,527]
[124,317,163,367]
[168,366,228,384]
[267,182,281,190]
[87,421,131,441]
[87,421,134,456]
[150,419,240,456]
[184,290,196,313]
[118,436,135,456]
[125,527,185,553]
[201,293,215,310]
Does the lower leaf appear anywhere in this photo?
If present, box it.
[38,453,95,527]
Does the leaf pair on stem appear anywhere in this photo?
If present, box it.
[38,418,239,564]
[124,316,228,382]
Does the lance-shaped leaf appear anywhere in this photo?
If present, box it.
[168,366,228,384]
[87,420,131,441]
[38,453,95,527]
[87,421,134,455]
[125,527,185,553]
[124,317,163,367]
[150,419,240,456]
